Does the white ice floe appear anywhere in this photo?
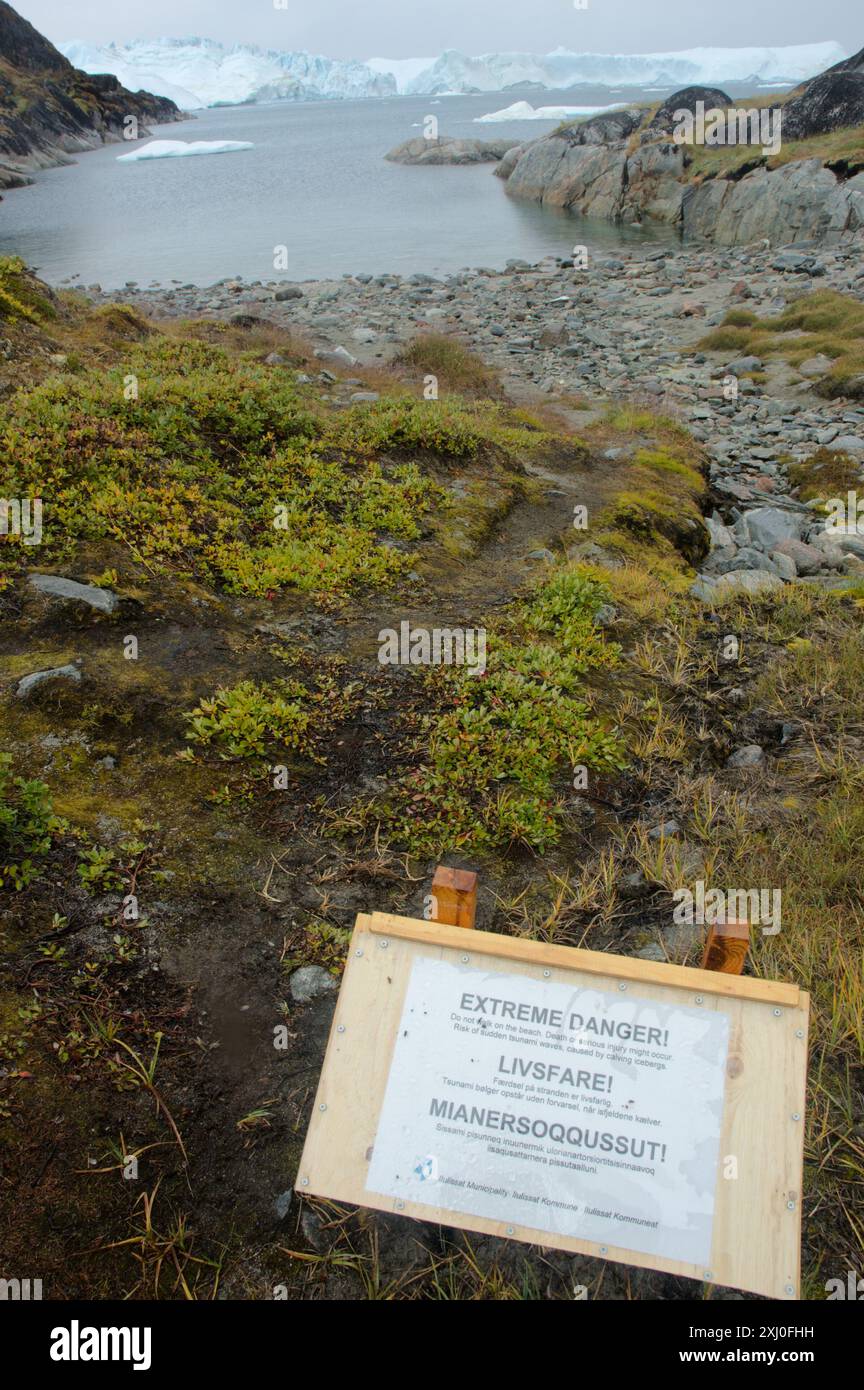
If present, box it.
[116,140,254,162]
[474,101,619,123]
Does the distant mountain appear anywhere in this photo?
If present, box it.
[400,43,849,95]
[59,37,397,110]
[0,1,179,195]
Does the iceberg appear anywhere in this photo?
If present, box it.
[366,56,436,91]
[116,140,254,162]
[59,37,397,110]
[475,102,621,122]
[58,36,846,109]
[406,42,847,95]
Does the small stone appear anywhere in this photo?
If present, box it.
[539,322,569,347]
[648,819,680,840]
[274,286,303,301]
[289,965,338,1004]
[798,354,834,378]
[274,1190,293,1221]
[727,355,763,375]
[16,664,82,700]
[636,944,667,962]
[770,550,798,580]
[349,391,380,403]
[28,574,120,614]
[314,346,357,368]
[726,744,765,769]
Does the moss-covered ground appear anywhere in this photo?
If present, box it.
[0,274,861,1299]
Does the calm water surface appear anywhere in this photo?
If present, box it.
[0,91,687,288]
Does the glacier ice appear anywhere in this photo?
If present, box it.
[405,42,847,95]
[60,37,397,110]
[59,37,847,109]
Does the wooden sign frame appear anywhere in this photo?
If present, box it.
[296,911,810,1299]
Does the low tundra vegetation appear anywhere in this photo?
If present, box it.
[365,567,626,854]
[699,290,864,399]
[0,331,559,599]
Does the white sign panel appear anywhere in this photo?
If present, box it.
[366,957,730,1265]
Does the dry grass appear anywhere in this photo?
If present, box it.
[698,290,864,399]
[394,334,501,397]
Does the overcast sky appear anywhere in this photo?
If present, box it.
[17,0,859,60]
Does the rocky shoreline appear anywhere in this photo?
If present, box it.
[387,58,864,246]
[82,233,864,597]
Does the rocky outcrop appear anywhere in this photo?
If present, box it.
[504,137,626,214]
[497,69,864,245]
[385,136,516,165]
[503,131,692,227]
[0,1,180,195]
[557,106,643,145]
[682,159,864,244]
[781,46,864,139]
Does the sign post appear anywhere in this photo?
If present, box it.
[297,911,809,1299]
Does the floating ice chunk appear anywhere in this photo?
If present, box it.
[117,139,254,162]
[474,101,620,123]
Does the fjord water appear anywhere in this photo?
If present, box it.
[0,92,678,289]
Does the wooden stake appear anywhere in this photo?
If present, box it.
[701,920,750,975]
[430,866,478,930]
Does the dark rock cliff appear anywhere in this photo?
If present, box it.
[0,1,181,195]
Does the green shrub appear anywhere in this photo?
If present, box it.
[0,754,58,890]
[185,680,313,759]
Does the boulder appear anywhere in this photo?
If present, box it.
[691,569,785,600]
[798,353,835,376]
[771,537,825,575]
[559,106,643,145]
[647,86,733,132]
[827,434,864,454]
[743,507,804,549]
[772,250,826,274]
[781,63,864,140]
[771,550,798,580]
[706,514,734,548]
